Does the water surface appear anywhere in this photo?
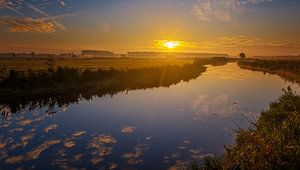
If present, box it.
[0,63,299,170]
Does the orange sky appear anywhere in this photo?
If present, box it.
[1,0,300,56]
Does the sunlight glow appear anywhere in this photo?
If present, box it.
[164,41,180,49]
[155,40,186,50]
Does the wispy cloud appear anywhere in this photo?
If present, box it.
[0,0,23,15]
[100,21,111,33]
[0,16,56,33]
[0,0,74,33]
[194,36,300,49]
[193,0,276,22]
[26,2,66,30]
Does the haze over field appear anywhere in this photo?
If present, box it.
[0,0,300,56]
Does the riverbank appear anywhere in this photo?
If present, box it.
[195,59,300,169]
[194,87,300,170]
[238,59,300,84]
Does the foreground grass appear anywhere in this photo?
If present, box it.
[195,87,300,170]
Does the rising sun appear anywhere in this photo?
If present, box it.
[154,40,186,50]
[163,41,181,49]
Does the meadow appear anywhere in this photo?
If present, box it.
[0,58,194,72]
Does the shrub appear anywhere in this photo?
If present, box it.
[223,87,300,170]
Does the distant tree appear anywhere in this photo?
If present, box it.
[0,64,7,74]
[71,53,77,58]
[239,52,246,59]
[30,52,35,58]
[45,58,56,72]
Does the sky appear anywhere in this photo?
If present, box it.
[0,0,300,56]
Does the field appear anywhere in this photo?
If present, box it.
[0,58,194,72]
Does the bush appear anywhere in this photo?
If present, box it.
[223,87,300,170]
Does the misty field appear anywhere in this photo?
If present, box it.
[0,58,194,72]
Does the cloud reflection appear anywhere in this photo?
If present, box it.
[121,126,136,134]
[191,94,239,119]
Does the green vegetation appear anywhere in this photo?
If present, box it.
[194,57,232,66]
[0,57,232,118]
[0,61,208,118]
[193,59,300,170]
[238,59,300,84]
[0,58,193,75]
[0,57,237,78]
[223,87,300,169]
[193,87,300,170]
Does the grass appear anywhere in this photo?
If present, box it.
[0,57,235,79]
[0,58,193,72]
[238,59,300,84]
[0,60,208,117]
[194,87,300,170]
[0,57,231,117]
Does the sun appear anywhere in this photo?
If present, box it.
[163,41,181,49]
[154,40,187,50]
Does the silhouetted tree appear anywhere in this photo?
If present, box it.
[45,58,56,72]
[30,52,35,58]
[239,52,246,59]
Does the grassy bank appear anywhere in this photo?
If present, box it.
[0,61,208,117]
[194,87,300,170]
[223,87,300,169]
[0,57,236,78]
[238,59,300,84]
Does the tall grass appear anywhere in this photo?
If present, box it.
[0,61,207,118]
[197,87,300,170]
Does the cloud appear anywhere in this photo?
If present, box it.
[0,0,75,33]
[0,0,23,15]
[121,126,136,134]
[18,119,33,126]
[123,143,149,165]
[5,155,24,164]
[58,0,66,7]
[177,36,300,55]
[72,131,86,137]
[26,139,61,160]
[5,139,61,164]
[191,94,240,119]
[27,3,66,30]
[44,124,58,133]
[193,0,276,22]
[88,135,117,165]
[100,21,111,33]
[64,140,76,148]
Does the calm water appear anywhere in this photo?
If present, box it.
[0,63,299,170]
